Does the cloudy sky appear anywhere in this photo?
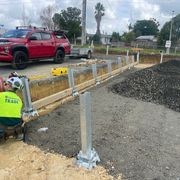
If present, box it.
[0,0,179,35]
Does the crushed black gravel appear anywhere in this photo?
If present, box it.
[111,60,180,112]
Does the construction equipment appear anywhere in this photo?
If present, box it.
[51,67,68,76]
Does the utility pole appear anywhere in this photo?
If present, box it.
[22,4,26,26]
[166,10,174,55]
[81,0,87,46]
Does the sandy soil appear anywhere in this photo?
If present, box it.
[26,67,180,180]
[0,140,114,180]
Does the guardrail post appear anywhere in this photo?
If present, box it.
[106,45,109,56]
[132,55,135,63]
[21,77,38,117]
[92,64,100,85]
[107,61,113,77]
[126,50,129,66]
[137,51,140,63]
[68,68,78,96]
[117,56,122,68]
[76,92,100,169]
[160,52,164,63]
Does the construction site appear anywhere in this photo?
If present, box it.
[0,53,180,180]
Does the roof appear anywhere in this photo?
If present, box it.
[87,33,111,38]
[136,35,157,41]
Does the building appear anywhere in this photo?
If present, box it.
[131,35,157,48]
[86,33,111,45]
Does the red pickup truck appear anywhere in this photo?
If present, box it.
[0,26,71,69]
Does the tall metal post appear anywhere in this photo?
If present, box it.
[76,92,100,169]
[21,77,38,117]
[68,68,78,96]
[126,50,129,65]
[160,51,164,63]
[137,51,140,63]
[92,64,100,85]
[117,56,122,68]
[81,0,87,46]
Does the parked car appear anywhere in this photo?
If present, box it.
[69,47,93,59]
[0,26,71,69]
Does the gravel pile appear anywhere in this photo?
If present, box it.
[111,60,180,112]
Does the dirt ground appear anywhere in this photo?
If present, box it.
[0,63,179,180]
[25,65,180,180]
[0,140,113,180]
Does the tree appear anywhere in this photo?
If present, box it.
[121,31,135,43]
[21,4,31,26]
[133,19,159,37]
[111,32,121,42]
[40,5,55,30]
[158,14,180,46]
[92,34,101,44]
[53,7,81,42]
[94,2,105,36]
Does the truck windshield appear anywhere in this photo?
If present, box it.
[2,29,30,38]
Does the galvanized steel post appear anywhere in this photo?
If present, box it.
[76,92,100,169]
[106,45,109,56]
[68,68,78,96]
[137,51,140,63]
[117,56,122,68]
[21,77,38,117]
[107,61,113,77]
[126,50,129,66]
[92,64,100,85]
[160,52,164,64]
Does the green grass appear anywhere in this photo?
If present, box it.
[94,46,180,56]
[71,44,180,56]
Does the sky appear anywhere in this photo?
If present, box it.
[0,0,179,35]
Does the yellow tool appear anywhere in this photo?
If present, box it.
[51,67,68,76]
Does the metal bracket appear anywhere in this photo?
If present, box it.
[76,148,100,169]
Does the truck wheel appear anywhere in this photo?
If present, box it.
[12,51,28,69]
[54,49,65,64]
[87,51,92,59]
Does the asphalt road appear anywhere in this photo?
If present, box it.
[0,57,84,79]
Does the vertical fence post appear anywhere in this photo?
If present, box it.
[106,45,109,56]
[76,92,100,169]
[68,68,78,96]
[126,50,129,65]
[92,64,100,85]
[160,52,164,63]
[132,55,135,64]
[21,76,38,117]
[107,61,113,77]
[117,56,122,69]
[137,51,140,63]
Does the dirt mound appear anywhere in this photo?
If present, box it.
[111,60,180,112]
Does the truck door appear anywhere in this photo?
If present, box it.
[41,32,55,57]
[27,32,44,58]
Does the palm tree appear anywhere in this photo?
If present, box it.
[95,2,105,36]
